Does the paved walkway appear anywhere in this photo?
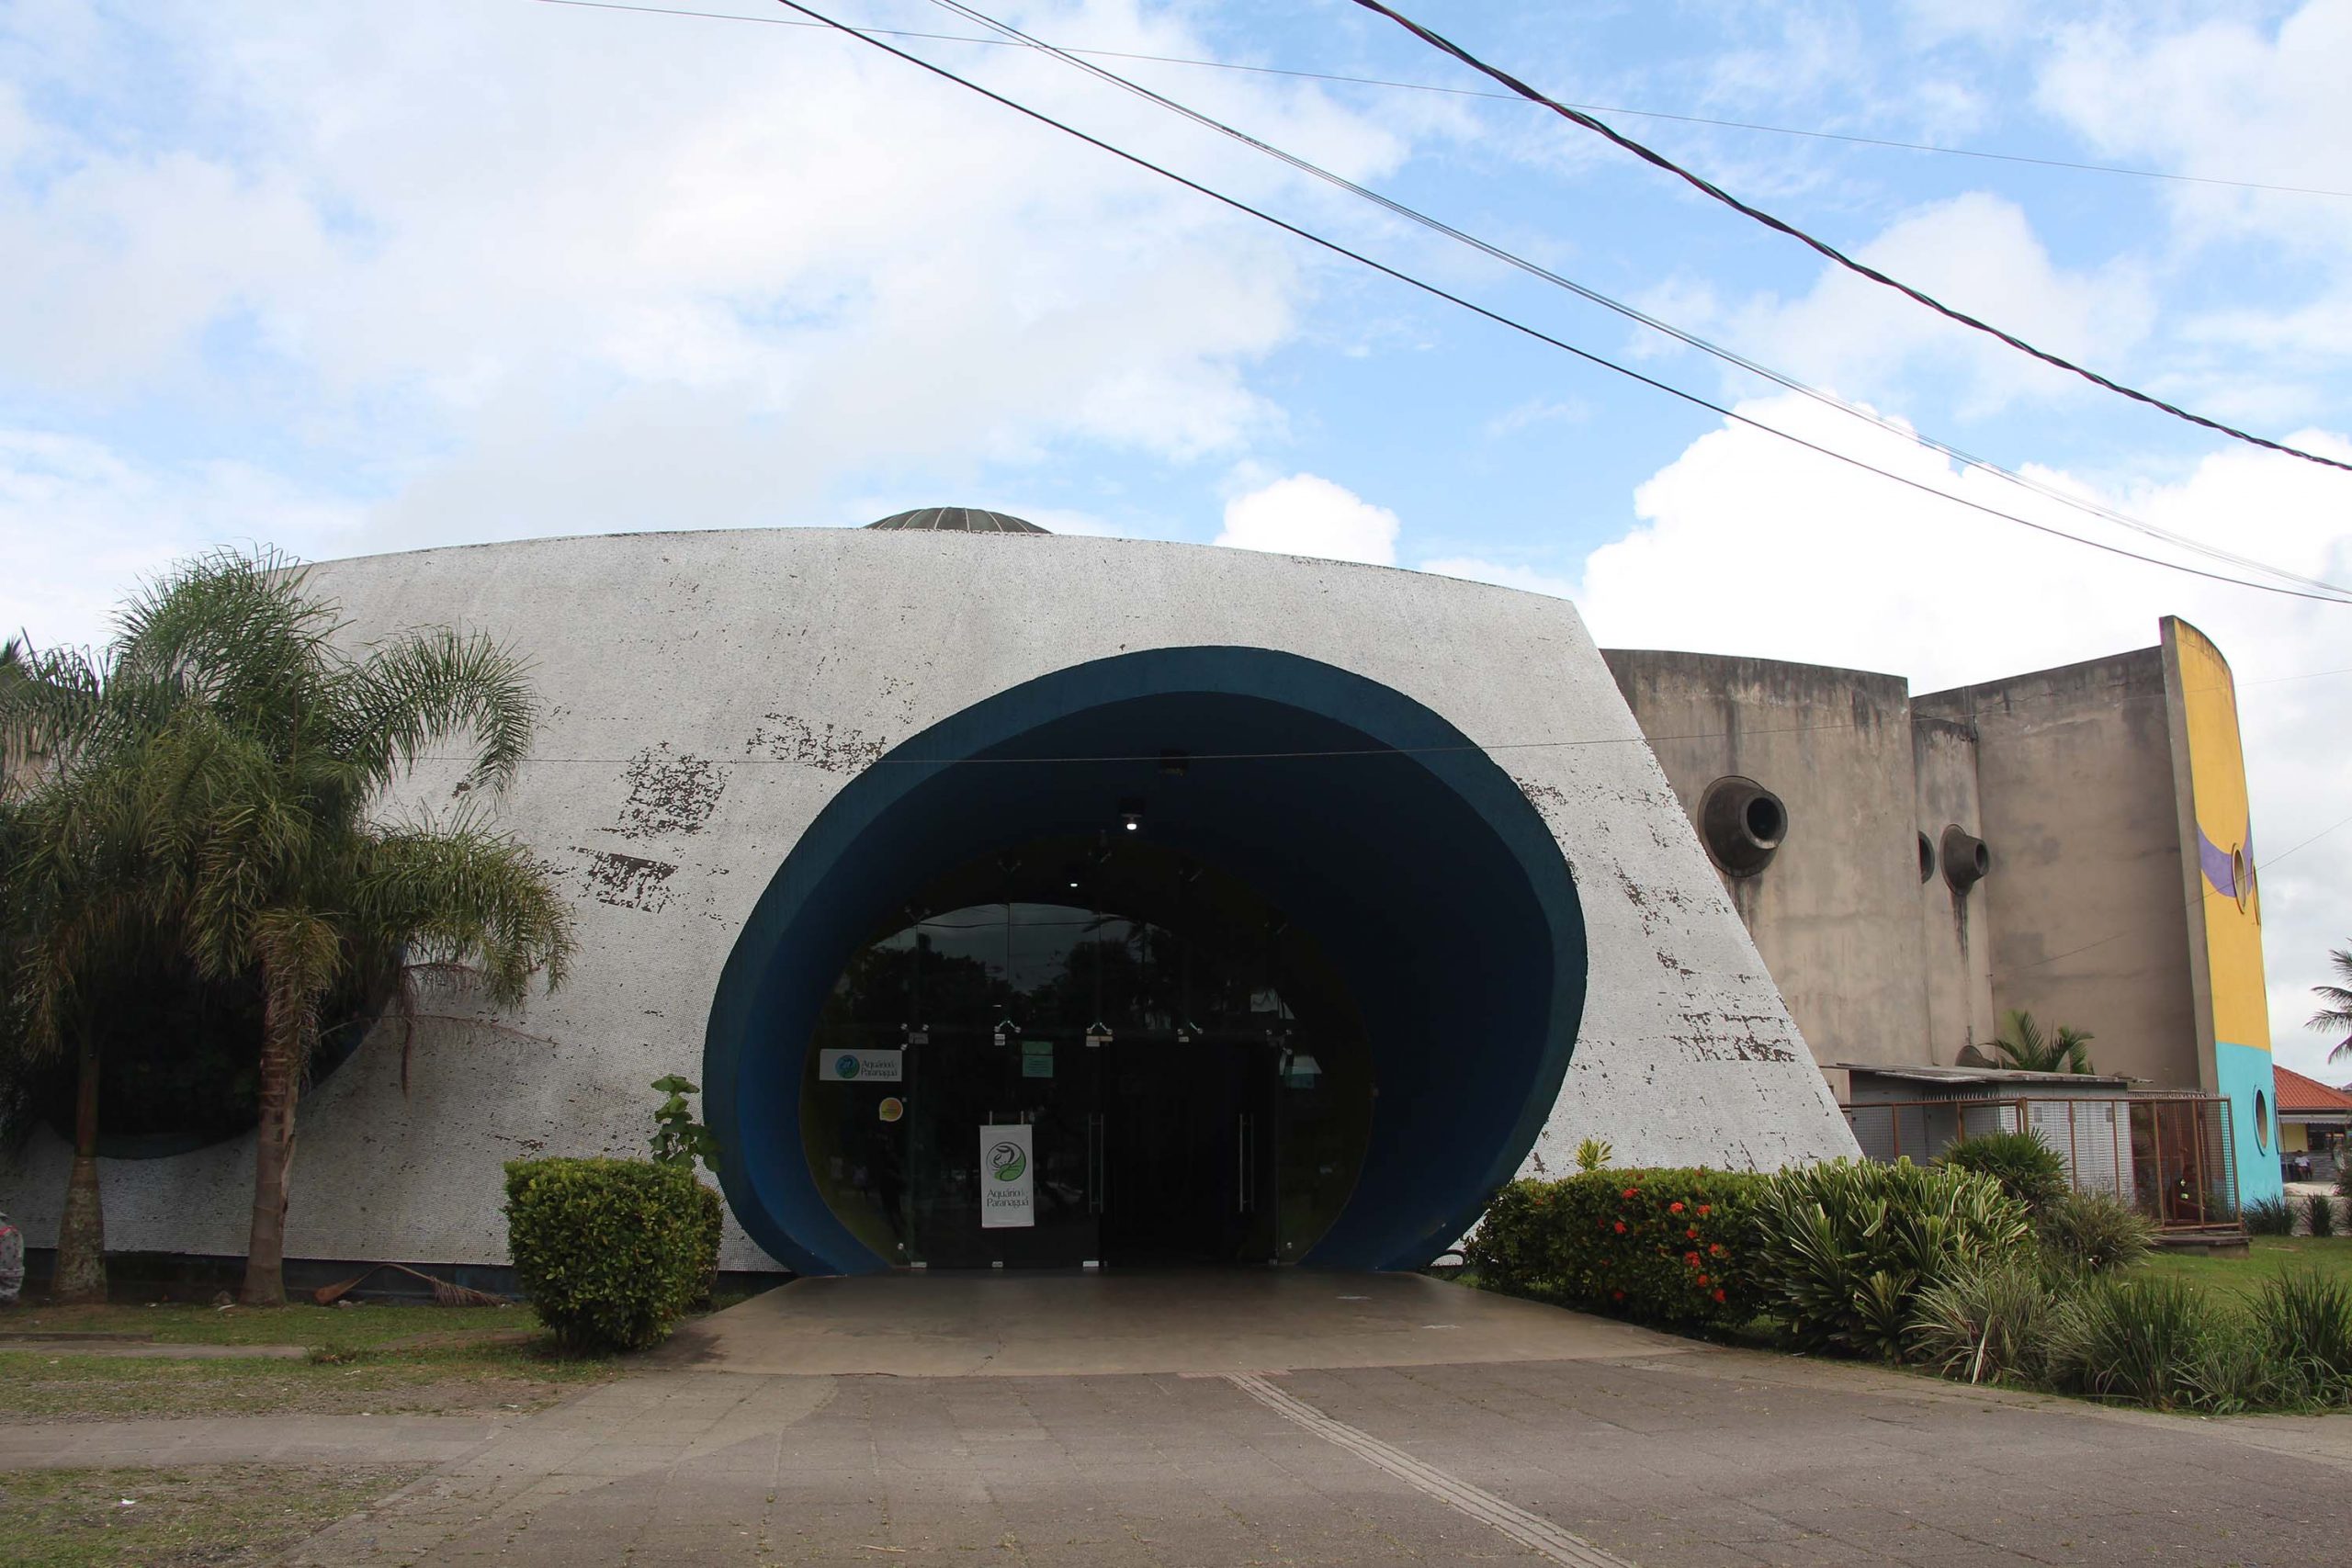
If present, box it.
[651,1269,1690,1376]
[5,1276,2350,1566]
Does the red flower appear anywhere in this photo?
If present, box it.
[1686,1226,1700,1239]
[1611,1290,1624,1302]
[1614,1221,1627,1234]
[1697,1204,1712,1216]
[1709,1244,1724,1256]
[1696,1274,1710,1287]
[1684,1251,1701,1267]
[1713,1289,1726,1303]
[1622,1187,1639,1199]
[1668,1201,1685,1213]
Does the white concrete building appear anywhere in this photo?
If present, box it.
[4,513,1856,1278]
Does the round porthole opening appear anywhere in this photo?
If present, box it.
[2254,1089,2269,1153]
[1699,775,1786,877]
[1941,825,1989,893]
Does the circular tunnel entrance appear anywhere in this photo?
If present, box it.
[705,647,1586,1275]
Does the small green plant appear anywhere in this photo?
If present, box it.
[1937,1130,2067,1213]
[1908,1257,2061,1386]
[1749,1158,2033,1360]
[2249,1269,2352,1405]
[2034,1189,2154,1275]
[504,1157,722,1354]
[2244,1195,2296,1235]
[2048,1275,2233,1411]
[2305,1192,2338,1238]
[1573,1137,1614,1174]
[650,1075,721,1175]
[2335,1161,2351,1200]
[1988,1010,2095,1074]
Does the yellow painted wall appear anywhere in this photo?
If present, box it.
[2171,619,2270,1050]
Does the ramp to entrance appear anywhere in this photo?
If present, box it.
[655,1270,1691,1377]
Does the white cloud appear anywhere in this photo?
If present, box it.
[1572,392,2352,1080]
[1722,193,2154,416]
[0,0,1409,565]
[1213,472,1398,566]
[0,428,365,651]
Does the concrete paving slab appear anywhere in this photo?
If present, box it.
[655,1269,1691,1376]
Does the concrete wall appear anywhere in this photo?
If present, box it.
[0,528,1858,1271]
[1915,649,2200,1089]
[1913,716,1995,1064]
[1602,650,1930,1068]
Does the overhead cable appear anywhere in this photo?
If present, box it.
[919,0,2352,602]
[760,0,2350,604]
[1343,0,2352,474]
[527,0,2352,200]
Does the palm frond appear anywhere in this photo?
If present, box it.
[344,628,539,797]
[356,821,574,1010]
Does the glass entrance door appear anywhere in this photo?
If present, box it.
[905,1030,1102,1268]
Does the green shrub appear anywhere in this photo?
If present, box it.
[504,1157,723,1354]
[2250,1269,2352,1405]
[2035,1190,2154,1275]
[2304,1192,2338,1237]
[2336,1162,2351,1200]
[1466,1168,1766,1330]
[2244,1195,2296,1235]
[1907,1257,2062,1386]
[1750,1158,2033,1360]
[2048,1274,2239,1411]
[1936,1130,2067,1213]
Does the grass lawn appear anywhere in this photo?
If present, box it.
[2136,1235,2352,1299]
[0,1463,423,1567]
[0,1303,616,1421]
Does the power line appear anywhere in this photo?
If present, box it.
[525,0,2352,200]
[1343,0,2352,475]
[752,0,2350,604]
[916,0,2352,603]
[429,664,2352,771]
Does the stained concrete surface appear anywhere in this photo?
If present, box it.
[651,1269,1692,1377]
[9,1280,2351,1566]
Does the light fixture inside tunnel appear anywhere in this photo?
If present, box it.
[1119,796,1145,832]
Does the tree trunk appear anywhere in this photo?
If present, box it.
[240,971,301,1307]
[51,1026,107,1304]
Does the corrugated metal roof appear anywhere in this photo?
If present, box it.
[865,507,1049,535]
[1837,1062,2139,1089]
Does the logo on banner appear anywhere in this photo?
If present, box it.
[979,1123,1035,1228]
[818,1048,903,1083]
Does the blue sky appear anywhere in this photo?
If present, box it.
[4,0,2349,1074]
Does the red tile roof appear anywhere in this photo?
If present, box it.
[2274,1063,2352,1114]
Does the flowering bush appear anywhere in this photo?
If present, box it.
[1465,1168,1768,1330]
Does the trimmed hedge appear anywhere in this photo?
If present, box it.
[505,1157,722,1354]
[1466,1168,1767,1330]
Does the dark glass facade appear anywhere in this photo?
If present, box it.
[800,837,1372,1267]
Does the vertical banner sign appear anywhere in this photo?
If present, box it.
[980,1123,1035,1229]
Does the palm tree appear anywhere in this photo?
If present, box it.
[1988,1009,2095,1074]
[109,548,576,1305]
[0,634,187,1302]
[2308,947,2352,1063]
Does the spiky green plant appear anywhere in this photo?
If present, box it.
[2048,1275,2229,1410]
[1937,1129,2067,1212]
[2250,1269,2352,1405]
[2305,1192,2338,1238]
[2244,1195,2297,1236]
[1908,1257,2061,1386]
[1750,1158,2034,1360]
[1989,1009,2095,1074]
[2035,1189,2154,1275]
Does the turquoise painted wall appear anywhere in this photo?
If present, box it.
[2215,1040,2284,1208]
